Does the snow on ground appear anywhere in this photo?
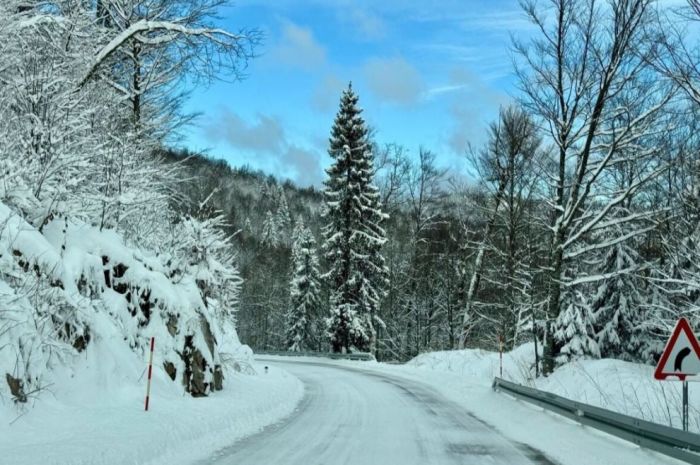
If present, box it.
[258,353,688,465]
[408,343,700,432]
[0,198,308,465]
[0,360,303,465]
[221,358,562,465]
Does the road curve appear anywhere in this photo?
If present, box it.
[204,359,556,465]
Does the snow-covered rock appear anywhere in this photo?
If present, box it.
[0,199,248,405]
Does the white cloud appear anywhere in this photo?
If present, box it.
[270,20,326,71]
[363,56,425,105]
[281,145,325,187]
[206,110,286,153]
[204,109,325,187]
[443,67,512,154]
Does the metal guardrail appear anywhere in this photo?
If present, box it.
[255,350,375,361]
[493,377,700,464]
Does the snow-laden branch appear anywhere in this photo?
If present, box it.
[563,265,644,287]
[562,164,666,250]
[563,225,656,260]
[78,19,249,89]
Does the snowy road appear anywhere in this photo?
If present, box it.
[204,359,556,465]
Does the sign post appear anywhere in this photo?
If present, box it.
[684,381,689,432]
[654,318,700,432]
[498,334,504,378]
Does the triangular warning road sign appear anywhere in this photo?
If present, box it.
[654,318,700,381]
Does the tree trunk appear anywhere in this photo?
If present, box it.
[132,40,142,128]
[459,181,506,348]
[543,232,564,375]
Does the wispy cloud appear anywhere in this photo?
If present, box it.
[425,84,469,98]
[461,9,532,32]
[426,66,510,102]
[417,44,483,63]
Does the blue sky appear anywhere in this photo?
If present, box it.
[181,0,534,187]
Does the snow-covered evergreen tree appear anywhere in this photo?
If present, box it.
[275,189,292,243]
[554,290,600,362]
[286,222,321,352]
[291,216,306,262]
[173,212,242,322]
[261,210,279,247]
[322,83,388,353]
[592,240,649,361]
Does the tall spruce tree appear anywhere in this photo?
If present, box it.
[322,83,388,353]
[286,222,321,352]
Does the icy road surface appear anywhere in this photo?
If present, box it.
[205,359,555,465]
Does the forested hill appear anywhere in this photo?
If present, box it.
[162,146,487,362]
[161,148,323,238]
[164,81,689,366]
[160,148,332,352]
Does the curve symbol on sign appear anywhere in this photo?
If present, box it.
[675,347,691,372]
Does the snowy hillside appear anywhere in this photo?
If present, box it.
[0,197,249,405]
[409,345,700,433]
[0,197,309,464]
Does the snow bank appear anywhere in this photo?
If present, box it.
[408,344,700,432]
[536,358,700,432]
[0,199,305,463]
[408,343,538,385]
[0,361,303,465]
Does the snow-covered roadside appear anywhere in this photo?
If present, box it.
[0,361,303,465]
[274,354,687,465]
[366,363,684,465]
[408,343,700,433]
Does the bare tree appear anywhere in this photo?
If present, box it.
[516,0,673,373]
[459,105,542,348]
[79,1,261,124]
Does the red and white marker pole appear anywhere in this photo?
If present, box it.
[144,337,155,411]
